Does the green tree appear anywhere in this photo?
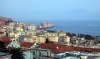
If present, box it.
[0,40,6,52]
[85,35,95,40]
[72,33,76,37]
[9,47,25,59]
[45,38,49,43]
[78,34,85,38]
[67,32,72,37]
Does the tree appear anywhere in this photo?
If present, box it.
[45,38,49,43]
[85,35,95,40]
[9,47,25,59]
[0,41,25,59]
[0,40,6,52]
[67,32,72,37]
[78,34,85,38]
[72,33,76,37]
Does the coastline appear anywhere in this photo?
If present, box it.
[13,20,100,36]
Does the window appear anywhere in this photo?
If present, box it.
[41,51,48,57]
[33,57,35,59]
[33,52,35,55]
[3,57,9,59]
[39,52,41,56]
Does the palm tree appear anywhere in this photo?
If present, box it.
[9,47,25,59]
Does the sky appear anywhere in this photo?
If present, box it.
[0,0,100,20]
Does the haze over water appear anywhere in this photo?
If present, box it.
[0,0,100,36]
[0,0,100,20]
[15,19,100,36]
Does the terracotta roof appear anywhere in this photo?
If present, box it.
[39,43,100,54]
[51,46,77,54]
[39,43,66,49]
[76,47,100,52]
[51,48,67,54]
[39,43,68,54]
[4,41,12,46]
[0,36,11,46]
[0,21,5,26]
[0,36,11,42]
[20,42,34,48]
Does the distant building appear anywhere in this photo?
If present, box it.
[58,31,66,36]
[96,36,100,41]
[64,36,71,45]
[0,17,12,26]
[48,36,58,43]
[0,32,6,37]
[36,36,46,43]
[0,21,5,26]
[47,32,58,37]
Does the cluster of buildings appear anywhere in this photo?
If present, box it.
[0,16,12,26]
[0,17,100,59]
[38,22,53,29]
[0,36,100,59]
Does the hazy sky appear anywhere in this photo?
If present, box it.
[0,0,100,20]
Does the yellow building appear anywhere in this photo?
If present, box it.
[36,36,46,43]
[47,32,58,37]
[48,36,58,43]
[80,38,85,41]
[26,31,36,36]
[27,25,36,30]
[15,27,23,32]
[0,32,6,37]
[9,31,15,37]
[58,32,66,36]
[64,36,71,45]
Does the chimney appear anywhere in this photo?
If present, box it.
[56,46,58,49]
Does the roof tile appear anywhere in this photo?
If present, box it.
[20,42,34,48]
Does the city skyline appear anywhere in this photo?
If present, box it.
[0,0,100,20]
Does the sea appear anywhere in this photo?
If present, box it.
[14,19,100,36]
